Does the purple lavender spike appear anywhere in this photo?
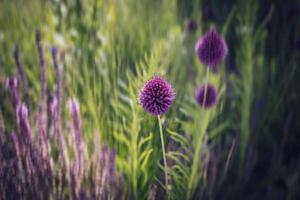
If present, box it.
[68,99,84,198]
[0,112,4,144]
[95,145,117,198]
[50,46,69,176]
[68,98,86,197]
[47,91,55,139]
[11,131,20,160]
[35,31,50,159]
[67,98,85,160]
[13,44,28,93]
[16,103,33,140]
[5,77,20,109]
[35,37,54,194]
[15,103,37,188]
[70,164,79,199]
[50,97,69,172]
[36,111,53,197]
[11,131,24,185]
[35,31,47,100]
[36,109,51,163]
[51,47,62,106]
[49,58,69,196]
[27,146,41,196]
[108,148,116,184]
[68,98,82,143]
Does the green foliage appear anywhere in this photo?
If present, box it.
[234,0,270,163]
[2,0,297,199]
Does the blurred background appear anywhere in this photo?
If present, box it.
[0,0,299,199]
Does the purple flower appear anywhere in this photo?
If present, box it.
[195,83,218,108]
[50,97,69,172]
[187,19,197,33]
[139,76,175,116]
[203,6,214,20]
[5,77,20,108]
[51,46,62,106]
[195,27,228,71]
[108,149,116,184]
[16,103,32,139]
[68,98,86,197]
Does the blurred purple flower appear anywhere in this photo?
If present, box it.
[195,83,218,108]
[51,47,63,106]
[139,76,175,116]
[203,6,214,20]
[50,47,69,174]
[195,27,228,71]
[187,19,197,33]
[68,98,86,198]
[67,99,85,161]
[94,144,116,199]
[35,33,51,165]
[16,103,33,140]
[108,148,116,184]
[5,77,20,108]
[50,97,69,175]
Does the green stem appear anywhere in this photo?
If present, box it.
[201,67,210,112]
[158,115,169,200]
[187,67,210,199]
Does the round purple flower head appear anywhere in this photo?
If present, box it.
[139,76,175,116]
[195,83,218,108]
[195,27,228,71]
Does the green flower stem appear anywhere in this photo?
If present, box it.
[187,67,210,199]
[158,115,169,200]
